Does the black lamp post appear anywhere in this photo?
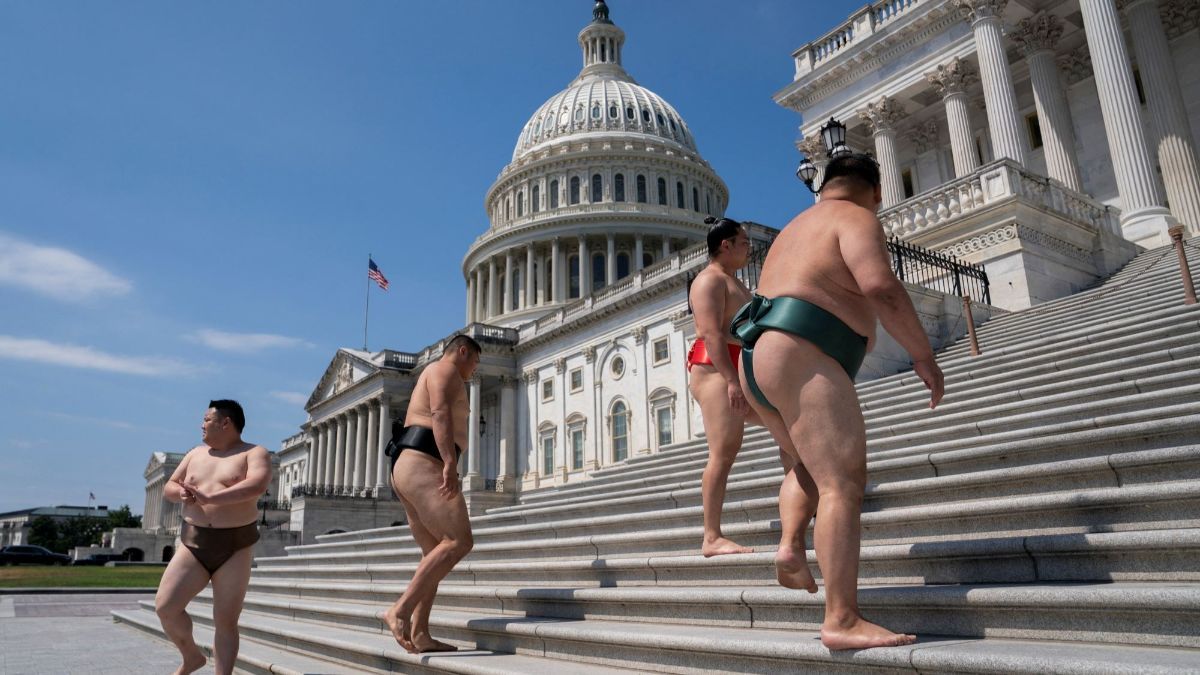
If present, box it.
[260,489,270,525]
[797,117,853,194]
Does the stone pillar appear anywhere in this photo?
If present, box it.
[499,376,517,485]
[323,423,335,487]
[525,244,535,308]
[306,427,320,485]
[634,234,644,271]
[354,406,368,490]
[861,96,906,207]
[473,268,485,322]
[797,135,830,195]
[1125,0,1200,234]
[926,57,981,178]
[487,257,498,318]
[955,0,1027,165]
[466,275,475,325]
[342,413,357,489]
[503,250,514,313]
[467,377,481,477]
[1079,0,1176,246]
[376,398,391,489]
[661,237,670,258]
[1012,13,1084,192]
[365,401,379,490]
[606,234,616,285]
[579,236,591,298]
[551,237,562,303]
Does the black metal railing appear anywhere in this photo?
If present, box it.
[888,237,991,305]
[290,484,384,500]
[256,500,290,511]
[737,236,775,292]
[382,350,419,371]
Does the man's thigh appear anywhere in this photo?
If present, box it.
[395,454,471,543]
[155,546,210,613]
[209,545,254,622]
[691,368,746,453]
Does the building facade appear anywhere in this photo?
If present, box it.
[0,505,110,548]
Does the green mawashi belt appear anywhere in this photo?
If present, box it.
[730,295,868,412]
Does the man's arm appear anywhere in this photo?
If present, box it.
[839,211,944,407]
[163,451,195,503]
[691,272,748,413]
[191,447,272,506]
[427,365,463,468]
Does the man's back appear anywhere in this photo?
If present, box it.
[756,199,886,348]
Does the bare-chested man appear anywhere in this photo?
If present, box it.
[382,334,480,653]
[156,399,271,675]
[734,154,944,650]
[687,216,762,557]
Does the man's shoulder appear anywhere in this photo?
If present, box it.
[242,444,270,460]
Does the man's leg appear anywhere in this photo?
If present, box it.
[690,369,752,557]
[209,545,254,675]
[154,546,211,675]
[751,331,914,649]
[398,493,457,653]
[385,453,473,653]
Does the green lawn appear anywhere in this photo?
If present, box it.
[0,565,164,588]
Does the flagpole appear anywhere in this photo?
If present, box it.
[364,253,371,351]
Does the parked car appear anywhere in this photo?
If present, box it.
[71,552,127,566]
[0,545,72,566]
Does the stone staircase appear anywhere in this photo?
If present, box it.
[115,240,1200,673]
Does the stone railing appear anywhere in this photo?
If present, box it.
[793,0,925,77]
[881,160,1121,240]
[279,432,306,451]
[290,484,384,500]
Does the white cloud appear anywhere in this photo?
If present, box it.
[0,232,132,301]
[270,390,309,406]
[194,329,312,353]
[0,335,195,377]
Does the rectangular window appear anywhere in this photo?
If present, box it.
[612,412,628,462]
[542,378,554,402]
[571,428,585,469]
[570,368,583,392]
[1025,113,1043,150]
[652,337,670,365]
[541,434,554,475]
[655,406,673,447]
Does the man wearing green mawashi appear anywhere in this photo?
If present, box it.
[732,153,944,651]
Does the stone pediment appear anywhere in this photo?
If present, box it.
[306,349,379,409]
[143,451,186,479]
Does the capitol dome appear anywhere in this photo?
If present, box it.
[463,0,729,329]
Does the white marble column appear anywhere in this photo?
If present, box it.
[306,428,319,485]
[354,406,368,490]
[365,402,379,490]
[499,376,517,484]
[797,135,830,196]
[525,245,535,308]
[861,96,906,207]
[322,423,335,487]
[606,234,616,286]
[579,236,591,298]
[926,57,981,178]
[661,237,670,258]
[1013,13,1084,192]
[1125,0,1200,233]
[466,275,475,325]
[343,413,358,489]
[467,377,481,477]
[334,415,348,488]
[955,0,1027,165]
[551,237,562,303]
[634,234,644,271]
[376,398,391,489]
[487,257,498,318]
[504,250,514,313]
[1080,0,1175,246]
[473,268,484,322]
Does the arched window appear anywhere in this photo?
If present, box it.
[569,254,580,298]
[532,184,541,213]
[676,182,685,209]
[642,109,651,123]
[517,190,524,218]
[609,104,618,119]
[591,104,601,120]
[600,42,607,62]
[692,187,700,212]
[539,424,555,476]
[591,174,603,203]
[574,107,584,122]
[657,177,667,205]
[592,252,605,290]
[626,106,635,120]
[636,175,647,203]
[614,174,625,202]
[550,179,560,209]
[656,113,665,127]
[569,177,580,205]
[506,197,512,219]
[611,400,629,462]
[617,252,630,279]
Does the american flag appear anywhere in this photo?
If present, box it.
[368,258,389,291]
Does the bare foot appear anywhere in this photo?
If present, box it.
[172,652,206,675]
[382,610,415,653]
[774,546,817,593]
[410,633,459,653]
[701,536,754,557]
[820,616,916,650]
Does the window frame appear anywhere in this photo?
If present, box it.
[569,367,584,393]
[652,337,670,365]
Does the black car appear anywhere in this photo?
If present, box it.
[0,545,72,566]
[71,552,127,566]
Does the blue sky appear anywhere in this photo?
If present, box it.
[0,0,860,515]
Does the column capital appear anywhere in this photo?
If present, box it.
[522,369,539,384]
[554,357,567,373]
[1160,0,1200,39]
[1011,12,1064,56]
[1057,47,1093,86]
[953,0,1009,24]
[497,374,519,387]
[859,97,905,135]
[926,57,979,98]
[630,325,647,345]
[797,135,827,160]
[911,119,940,154]
[582,345,597,363]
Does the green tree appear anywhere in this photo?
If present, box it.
[105,505,142,531]
[57,516,107,552]
[27,516,59,551]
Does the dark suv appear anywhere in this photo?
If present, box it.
[0,545,72,566]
